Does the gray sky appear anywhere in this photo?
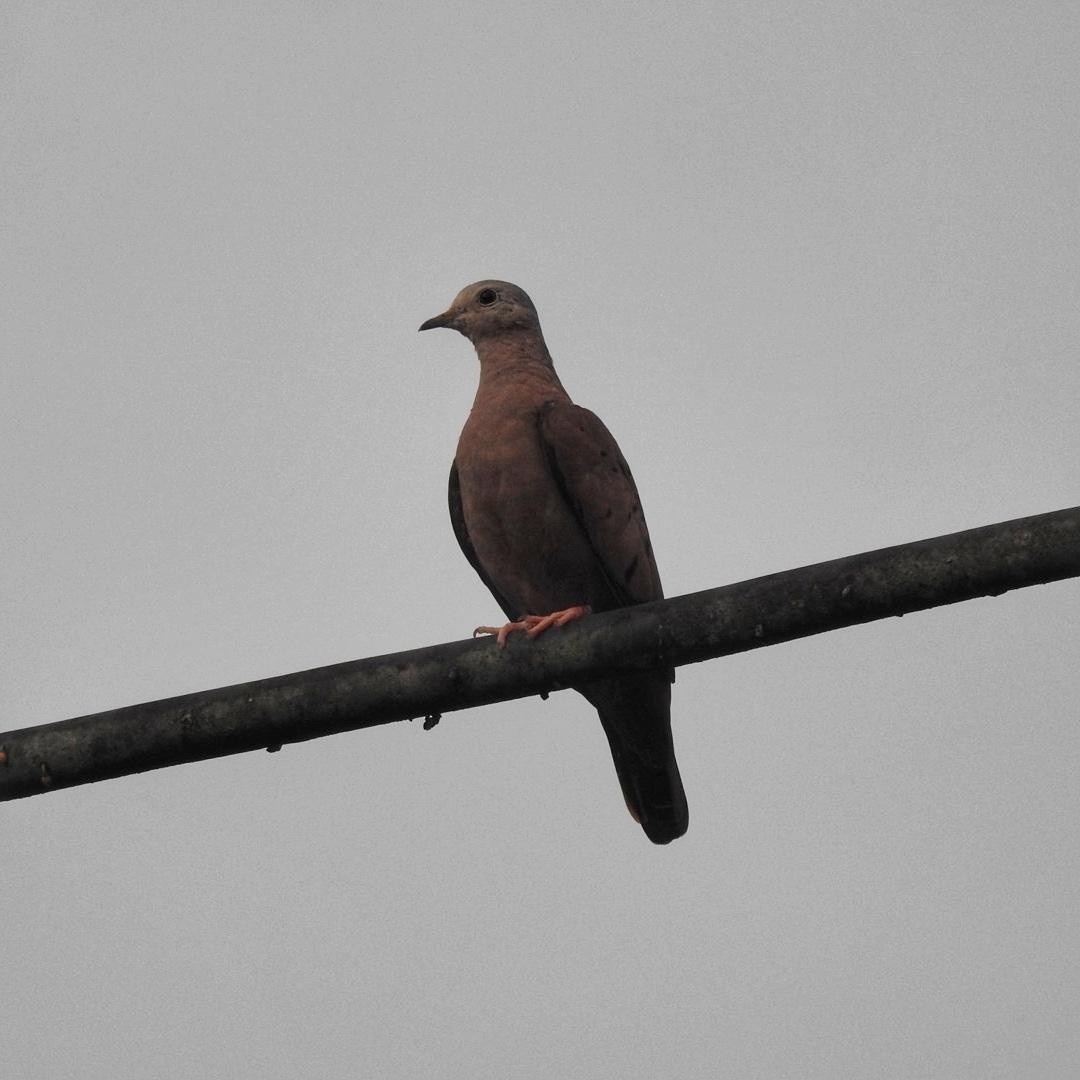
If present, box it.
[3,2,1079,1077]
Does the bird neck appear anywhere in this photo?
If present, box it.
[471,332,566,394]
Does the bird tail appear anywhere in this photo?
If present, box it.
[579,673,688,845]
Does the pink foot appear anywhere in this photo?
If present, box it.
[474,605,592,648]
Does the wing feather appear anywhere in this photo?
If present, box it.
[537,401,663,609]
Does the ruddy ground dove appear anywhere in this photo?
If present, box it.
[420,280,688,844]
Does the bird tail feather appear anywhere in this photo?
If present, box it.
[579,673,688,845]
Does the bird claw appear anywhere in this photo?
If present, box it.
[473,605,591,648]
[473,622,517,647]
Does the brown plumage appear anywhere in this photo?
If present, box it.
[420,280,688,844]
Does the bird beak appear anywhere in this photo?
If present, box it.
[418,309,456,332]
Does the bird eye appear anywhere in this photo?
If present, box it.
[477,288,498,306]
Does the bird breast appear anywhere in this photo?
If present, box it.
[455,398,600,615]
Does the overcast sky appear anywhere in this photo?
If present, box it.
[3,2,1079,1077]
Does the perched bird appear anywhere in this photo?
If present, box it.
[420,280,688,844]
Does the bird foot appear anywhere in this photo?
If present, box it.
[474,605,592,648]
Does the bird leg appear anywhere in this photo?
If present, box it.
[474,605,592,648]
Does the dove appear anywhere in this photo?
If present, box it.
[420,280,688,844]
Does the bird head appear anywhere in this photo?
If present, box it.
[419,280,541,343]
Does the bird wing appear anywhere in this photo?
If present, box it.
[537,400,663,609]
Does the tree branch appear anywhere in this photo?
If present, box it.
[2,506,1078,801]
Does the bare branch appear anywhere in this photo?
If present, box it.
[2,507,1078,801]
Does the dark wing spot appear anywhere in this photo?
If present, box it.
[624,554,640,583]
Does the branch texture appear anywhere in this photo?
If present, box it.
[2,507,1078,801]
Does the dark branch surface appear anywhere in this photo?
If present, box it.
[2,507,1078,801]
